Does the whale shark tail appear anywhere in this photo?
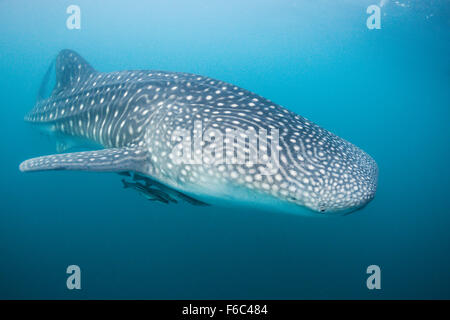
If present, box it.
[37,58,55,101]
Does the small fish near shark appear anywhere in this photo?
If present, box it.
[122,172,208,206]
[121,176,176,204]
[19,49,378,216]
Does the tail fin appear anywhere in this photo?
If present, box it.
[37,58,56,101]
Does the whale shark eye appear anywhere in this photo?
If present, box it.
[318,203,326,213]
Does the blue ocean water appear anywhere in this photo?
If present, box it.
[0,0,449,299]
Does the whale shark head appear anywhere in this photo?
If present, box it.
[194,135,379,217]
[271,131,378,216]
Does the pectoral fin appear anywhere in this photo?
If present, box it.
[19,146,149,173]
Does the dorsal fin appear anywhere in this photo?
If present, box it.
[52,49,96,95]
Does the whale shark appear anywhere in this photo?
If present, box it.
[20,49,378,216]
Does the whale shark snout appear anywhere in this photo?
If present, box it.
[272,129,379,216]
[313,147,378,216]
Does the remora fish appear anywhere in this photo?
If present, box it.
[121,179,173,204]
[19,50,378,216]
